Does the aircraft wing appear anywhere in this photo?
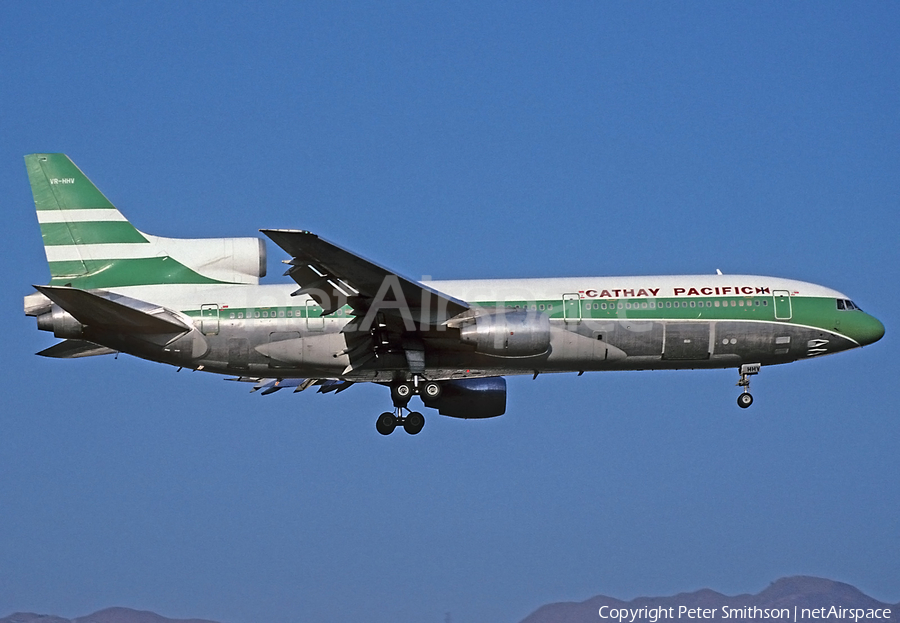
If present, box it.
[261,229,469,323]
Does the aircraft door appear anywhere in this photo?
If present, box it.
[200,304,219,335]
[306,300,325,331]
[663,322,710,360]
[773,290,792,320]
[563,294,581,324]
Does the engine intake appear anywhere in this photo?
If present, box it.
[459,309,550,357]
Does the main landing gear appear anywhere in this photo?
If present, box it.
[390,378,442,403]
[376,408,425,435]
[376,377,440,435]
[736,363,761,409]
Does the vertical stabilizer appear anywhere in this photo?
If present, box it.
[25,154,266,289]
[26,153,148,284]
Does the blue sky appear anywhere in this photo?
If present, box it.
[1,3,898,623]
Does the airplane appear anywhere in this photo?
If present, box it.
[23,154,885,435]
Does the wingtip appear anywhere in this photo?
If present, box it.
[260,228,318,236]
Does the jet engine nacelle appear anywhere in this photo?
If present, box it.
[459,309,550,357]
[150,235,267,284]
[421,377,507,419]
[36,306,84,339]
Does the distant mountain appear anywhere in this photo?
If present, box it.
[2,578,896,623]
[520,576,899,623]
[0,608,220,623]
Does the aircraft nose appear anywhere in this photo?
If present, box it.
[854,313,885,346]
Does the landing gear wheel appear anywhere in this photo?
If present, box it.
[735,364,760,410]
[404,411,425,435]
[422,382,442,399]
[376,411,397,435]
[392,382,413,403]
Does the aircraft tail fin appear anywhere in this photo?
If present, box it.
[25,154,266,289]
[26,153,149,286]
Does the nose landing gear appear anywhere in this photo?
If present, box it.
[736,363,761,409]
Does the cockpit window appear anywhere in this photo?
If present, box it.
[836,299,845,310]
[837,299,863,312]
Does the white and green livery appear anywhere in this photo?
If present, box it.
[23,154,885,435]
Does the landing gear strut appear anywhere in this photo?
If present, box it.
[375,407,425,435]
[379,376,438,435]
[736,363,761,409]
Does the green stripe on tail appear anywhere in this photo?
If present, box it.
[40,221,149,246]
[26,154,230,288]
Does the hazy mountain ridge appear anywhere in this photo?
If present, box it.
[521,577,899,623]
[2,578,896,623]
[0,608,219,623]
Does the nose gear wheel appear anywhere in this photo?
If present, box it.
[736,363,760,409]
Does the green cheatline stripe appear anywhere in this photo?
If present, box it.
[40,221,148,246]
[48,257,230,288]
[179,295,845,332]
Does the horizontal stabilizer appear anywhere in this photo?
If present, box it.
[34,285,190,335]
[37,339,116,359]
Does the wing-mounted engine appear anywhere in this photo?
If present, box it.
[420,377,506,418]
[455,308,551,357]
[262,228,473,375]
